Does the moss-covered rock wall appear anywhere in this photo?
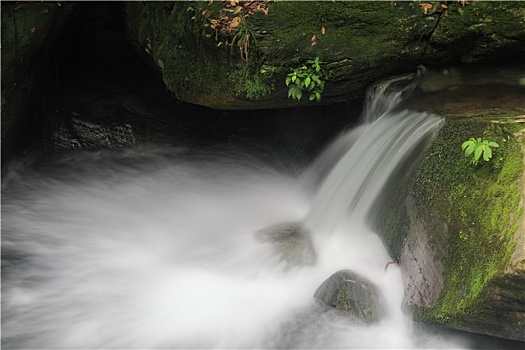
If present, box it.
[123,1,525,109]
[383,116,525,341]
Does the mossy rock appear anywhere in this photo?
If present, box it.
[123,1,524,110]
[314,269,383,324]
[386,116,525,341]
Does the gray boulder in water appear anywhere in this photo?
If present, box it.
[255,222,316,269]
[314,270,382,324]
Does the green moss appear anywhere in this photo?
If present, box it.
[429,1,525,61]
[258,1,431,70]
[411,118,524,326]
[124,1,524,108]
[125,2,235,103]
[227,66,275,100]
[125,1,441,107]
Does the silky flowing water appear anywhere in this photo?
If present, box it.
[1,83,516,349]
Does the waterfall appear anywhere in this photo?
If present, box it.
[3,78,507,349]
[304,74,442,240]
[304,110,443,239]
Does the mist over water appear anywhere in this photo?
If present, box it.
[2,144,466,349]
[3,80,515,349]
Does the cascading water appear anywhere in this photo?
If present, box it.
[2,80,502,349]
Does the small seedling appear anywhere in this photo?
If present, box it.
[461,137,499,165]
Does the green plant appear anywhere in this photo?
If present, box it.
[230,18,255,64]
[285,57,325,102]
[461,137,499,165]
[228,66,274,100]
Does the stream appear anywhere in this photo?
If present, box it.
[2,80,523,349]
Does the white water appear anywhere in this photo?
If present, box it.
[2,92,480,349]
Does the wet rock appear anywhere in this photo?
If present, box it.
[314,269,382,324]
[255,222,316,269]
[394,117,525,341]
[124,1,525,110]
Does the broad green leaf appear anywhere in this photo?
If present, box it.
[309,93,316,101]
[488,142,499,148]
[295,88,302,100]
[308,81,315,90]
[305,76,311,88]
[483,146,492,161]
[316,92,321,101]
[474,145,483,162]
[464,143,476,156]
[461,140,474,151]
[285,77,291,86]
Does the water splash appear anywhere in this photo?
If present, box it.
[1,145,470,349]
[2,81,498,349]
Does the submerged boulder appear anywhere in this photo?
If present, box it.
[255,222,316,269]
[314,269,382,324]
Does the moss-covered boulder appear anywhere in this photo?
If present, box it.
[123,1,525,110]
[405,117,524,341]
[376,101,525,340]
[369,65,525,340]
[314,269,383,324]
[1,2,73,167]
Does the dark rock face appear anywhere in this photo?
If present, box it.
[314,270,382,324]
[255,222,316,269]
[461,272,525,342]
[1,2,73,169]
[124,1,525,110]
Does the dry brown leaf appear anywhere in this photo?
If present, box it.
[311,34,317,46]
[420,3,433,15]
[40,7,49,14]
[441,4,448,8]
[233,6,242,14]
[256,5,269,15]
[459,0,469,5]
[14,3,27,11]
[29,27,36,34]
[230,0,239,6]
[229,16,241,31]
[321,26,326,35]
